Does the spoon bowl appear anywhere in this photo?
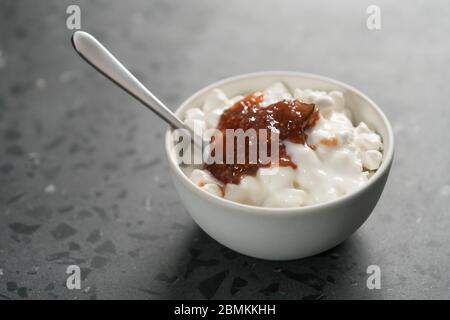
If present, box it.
[166,71,394,260]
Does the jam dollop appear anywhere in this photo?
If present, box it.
[205,93,319,184]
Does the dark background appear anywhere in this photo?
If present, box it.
[0,0,449,299]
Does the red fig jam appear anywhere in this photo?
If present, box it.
[205,93,319,184]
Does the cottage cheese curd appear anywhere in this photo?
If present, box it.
[181,82,383,208]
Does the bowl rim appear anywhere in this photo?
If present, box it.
[164,71,395,215]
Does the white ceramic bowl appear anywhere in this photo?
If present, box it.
[165,71,394,261]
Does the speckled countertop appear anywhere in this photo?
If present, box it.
[1,0,449,300]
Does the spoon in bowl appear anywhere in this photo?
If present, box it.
[71,31,201,146]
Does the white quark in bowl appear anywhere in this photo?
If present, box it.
[180,82,383,208]
[165,72,394,260]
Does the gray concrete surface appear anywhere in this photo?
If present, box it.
[0,0,449,299]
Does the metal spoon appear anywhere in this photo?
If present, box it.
[71,30,192,135]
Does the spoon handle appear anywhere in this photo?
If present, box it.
[71,31,186,130]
